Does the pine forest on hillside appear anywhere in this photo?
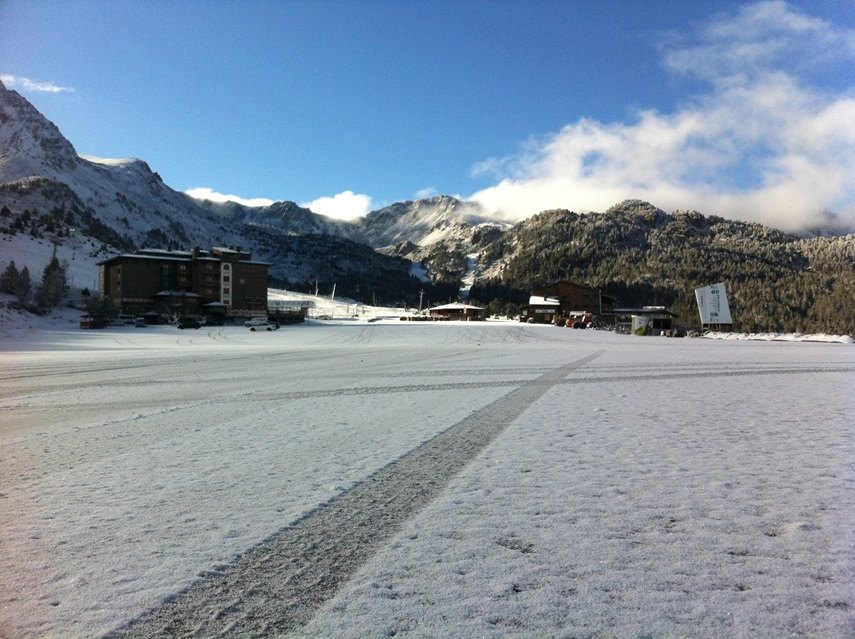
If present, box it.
[4,198,853,334]
[468,202,855,335]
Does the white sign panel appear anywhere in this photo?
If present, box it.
[695,283,732,324]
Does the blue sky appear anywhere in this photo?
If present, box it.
[1,0,854,231]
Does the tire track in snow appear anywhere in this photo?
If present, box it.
[112,350,605,638]
[217,363,855,404]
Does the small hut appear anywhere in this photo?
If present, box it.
[614,306,676,336]
[427,302,486,321]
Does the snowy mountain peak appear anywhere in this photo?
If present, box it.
[0,80,80,179]
[362,195,507,248]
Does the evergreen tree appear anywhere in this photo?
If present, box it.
[16,266,32,304]
[0,261,19,294]
[35,256,67,311]
[85,292,115,318]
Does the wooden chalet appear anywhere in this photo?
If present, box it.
[521,281,615,326]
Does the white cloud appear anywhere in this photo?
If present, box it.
[185,187,274,208]
[303,191,373,221]
[0,74,74,94]
[663,0,855,82]
[470,1,855,232]
[415,187,439,200]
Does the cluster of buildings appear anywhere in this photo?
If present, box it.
[424,281,676,335]
[95,246,678,334]
[519,281,676,335]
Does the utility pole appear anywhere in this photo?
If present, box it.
[418,289,424,313]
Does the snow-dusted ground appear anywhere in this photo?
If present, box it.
[1,320,853,638]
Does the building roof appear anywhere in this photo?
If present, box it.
[137,248,195,257]
[97,253,193,265]
[96,247,270,267]
[614,307,676,317]
[428,302,485,311]
[528,295,560,306]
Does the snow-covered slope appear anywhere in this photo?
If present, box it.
[0,80,505,293]
[361,195,508,249]
[0,81,232,247]
[0,228,103,291]
[0,80,361,254]
[205,199,356,239]
[0,84,80,178]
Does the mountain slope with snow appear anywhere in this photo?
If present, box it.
[0,80,509,257]
[360,195,507,248]
[3,80,854,332]
[0,80,237,250]
[0,81,442,297]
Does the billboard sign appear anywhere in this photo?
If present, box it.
[695,283,732,325]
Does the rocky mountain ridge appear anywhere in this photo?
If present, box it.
[0,81,498,298]
[2,80,853,331]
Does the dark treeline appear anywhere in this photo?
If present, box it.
[3,197,853,332]
[469,201,855,334]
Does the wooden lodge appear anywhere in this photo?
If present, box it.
[520,281,615,326]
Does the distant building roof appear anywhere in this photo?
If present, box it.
[97,253,192,265]
[137,248,195,257]
[428,302,484,311]
[528,296,560,306]
[96,246,270,266]
[614,307,675,316]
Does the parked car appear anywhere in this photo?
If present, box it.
[79,315,106,329]
[244,316,270,328]
[177,317,201,329]
[249,322,279,331]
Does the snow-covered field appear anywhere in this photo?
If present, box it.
[1,320,853,638]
